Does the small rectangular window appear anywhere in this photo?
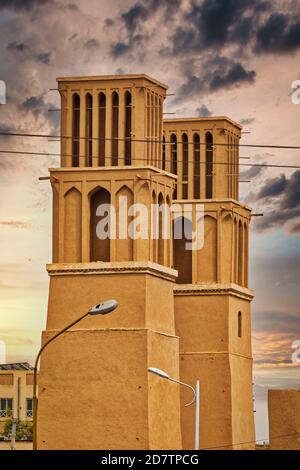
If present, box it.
[238,311,242,338]
[0,398,13,417]
[26,398,33,418]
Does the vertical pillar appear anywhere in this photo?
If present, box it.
[177,132,183,200]
[200,131,206,199]
[81,179,89,263]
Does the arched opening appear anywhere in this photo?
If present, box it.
[150,94,155,165]
[72,93,80,167]
[154,95,159,165]
[166,195,171,267]
[238,311,242,338]
[197,215,217,283]
[162,135,166,171]
[90,188,111,261]
[64,188,82,262]
[171,133,177,199]
[182,133,189,199]
[238,220,243,285]
[152,190,157,262]
[147,93,150,163]
[193,133,200,199]
[85,93,93,167]
[158,193,164,265]
[116,185,133,261]
[206,132,213,198]
[124,91,132,165]
[244,222,249,287]
[99,92,106,166]
[111,91,119,166]
[173,217,192,283]
[233,218,238,283]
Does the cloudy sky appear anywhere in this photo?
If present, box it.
[0,0,300,442]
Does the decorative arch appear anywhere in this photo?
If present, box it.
[111,91,119,166]
[197,214,217,283]
[238,219,243,285]
[85,93,93,167]
[158,193,164,265]
[116,185,133,261]
[205,132,213,198]
[221,212,232,283]
[193,133,200,199]
[64,187,82,262]
[90,187,111,261]
[170,133,178,199]
[173,216,192,283]
[124,91,132,165]
[72,93,80,167]
[99,92,106,166]
[182,133,189,199]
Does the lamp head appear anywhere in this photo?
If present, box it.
[148,367,169,380]
[88,299,118,316]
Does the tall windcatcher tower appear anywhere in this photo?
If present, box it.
[38,75,182,450]
[163,117,255,449]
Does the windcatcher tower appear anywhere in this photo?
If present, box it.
[163,117,255,449]
[38,75,182,449]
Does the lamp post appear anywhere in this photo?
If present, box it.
[32,299,118,450]
[148,367,200,450]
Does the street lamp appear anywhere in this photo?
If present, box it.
[148,367,200,450]
[33,299,118,450]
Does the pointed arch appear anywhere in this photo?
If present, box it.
[182,133,189,199]
[72,93,80,167]
[116,185,133,261]
[64,187,82,262]
[173,216,192,283]
[85,93,93,167]
[193,133,200,199]
[90,188,111,261]
[171,133,178,199]
[158,193,164,265]
[205,132,213,198]
[197,214,217,283]
[99,92,106,166]
[238,220,243,285]
[124,91,132,165]
[111,91,119,166]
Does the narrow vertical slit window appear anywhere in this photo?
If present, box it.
[182,133,189,199]
[99,92,106,166]
[193,133,200,199]
[162,135,166,170]
[85,93,93,167]
[206,132,213,199]
[72,93,80,167]
[124,91,132,165]
[171,133,178,199]
[111,91,119,166]
[238,311,242,338]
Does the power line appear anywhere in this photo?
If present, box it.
[201,431,300,450]
[1,131,300,150]
[0,149,300,171]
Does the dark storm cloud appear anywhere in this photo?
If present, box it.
[111,34,144,58]
[170,0,270,55]
[110,0,180,57]
[256,174,288,199]
[174,59,256,102]
[253,311,300,335]
[6,42,28,52]
[196,104,212,117]
[240,165,265,180]
[253,171,300,233]
[255,13,300,53]
[210,62,256,91]
[0,0,51,11]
